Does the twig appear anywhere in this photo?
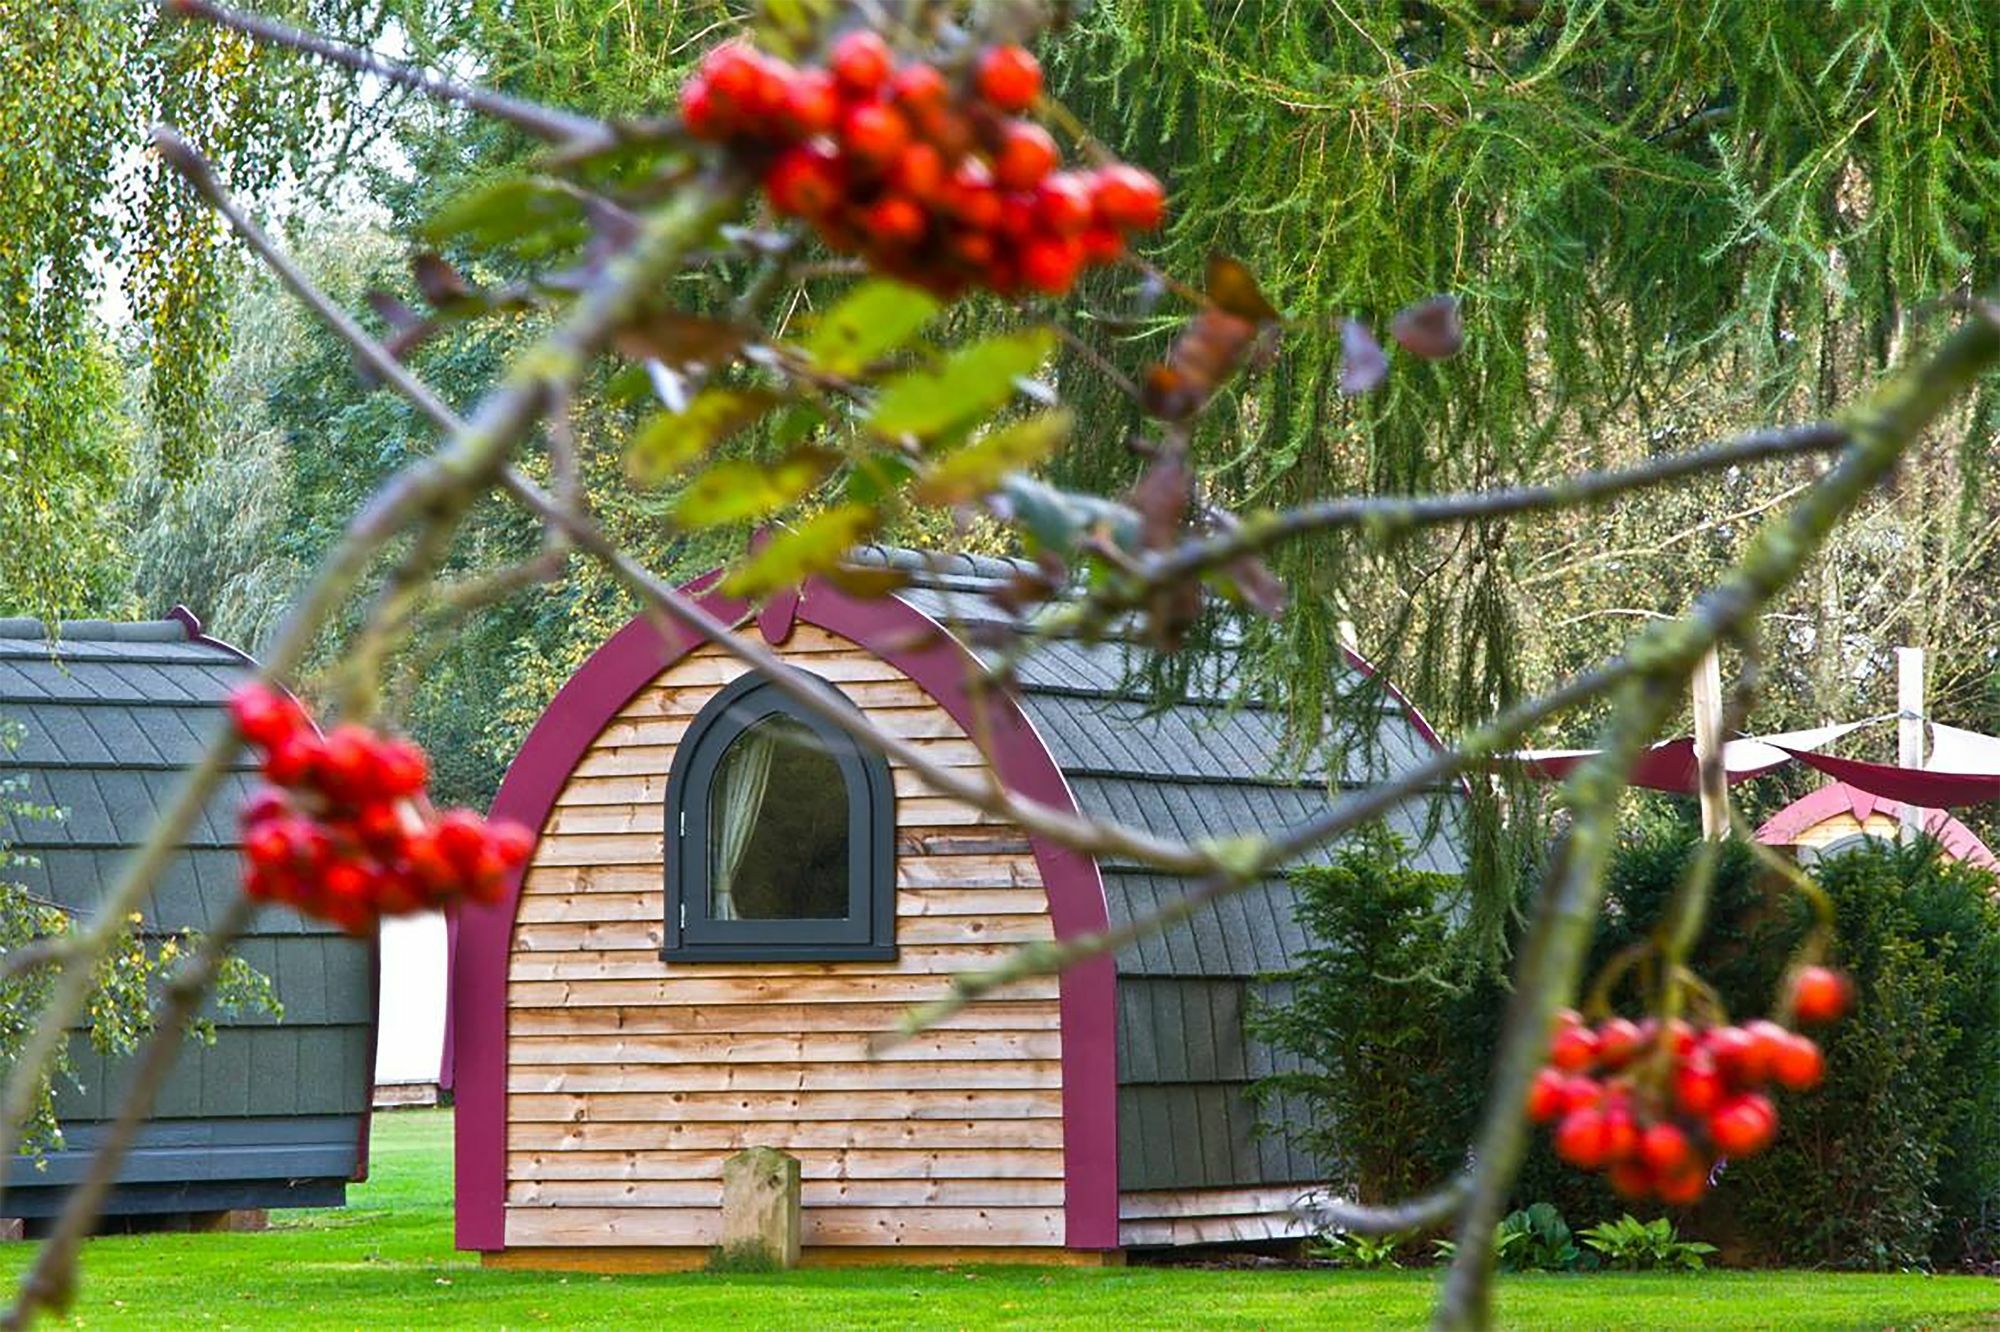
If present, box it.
[1036,422,1850,641]
[1433,302,2000,1332]
[164,0,620,153]
[1296,1177,1470,1236]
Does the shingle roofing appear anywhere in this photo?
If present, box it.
[0,613,373,1152]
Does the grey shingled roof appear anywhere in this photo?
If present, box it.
[0,616,370,1205]
[856,548,1463,1197]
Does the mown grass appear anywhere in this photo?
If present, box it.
[4,1108,1998,1328]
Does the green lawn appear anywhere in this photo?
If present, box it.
[5,1107,1997,1328]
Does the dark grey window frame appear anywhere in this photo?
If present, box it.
[661,671,897,961]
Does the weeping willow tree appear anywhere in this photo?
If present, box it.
[0,0,399,621]
[1040,0,2000,739]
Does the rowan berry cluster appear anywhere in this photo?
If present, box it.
[1528,967,1851,1205]
[680,32,1165,297]
[229,684,534,934]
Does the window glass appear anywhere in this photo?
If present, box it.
[707,713,850,921]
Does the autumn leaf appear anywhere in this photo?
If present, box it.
[722,504,880,596]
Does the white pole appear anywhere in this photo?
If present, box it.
[1692,647,1727,841]
[1898,647,1927,840]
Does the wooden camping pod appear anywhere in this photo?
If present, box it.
[452,551,1463,1263]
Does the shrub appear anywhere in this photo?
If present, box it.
[1246,825,1501,1205]
[1578,1214,1715,1271]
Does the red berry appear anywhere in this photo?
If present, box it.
[1609,1161,1655,1201]
[488,822,536,869]
[1595,1016,1645,1069]
[229,684,306,749]
[679,76,720,137]
[239,787,291,829]
[1705,1025,1766,1086]
[864,195,928,248]
[888,61,948,109]
[1707,1092,1778,1159]
[1602,1106,1640,1163]
[1771,1031,1825,1091]
[1561,1074,1604,1114]
[840,102,911,168]
[829,31,893,96]
[1090,163,1166,231]
[1549,1022,1599,1074]
[780,68,840,137]
[318,724,379,804]
[1079,226,1125,265]
[263,733,325,788]
[1791,966,1851,1025]
[1554,1107,1611,1169]
[975,44,1043,113]
[375,737,430,799]
[1654,1163,1709,1206]
[437,809,489,868]
[1639,1121,1695,1174]
[1034,172,1094,235]
[1019,234,1084,294]
[940,159,1003,229]
[766,145,843,217]
[702,43,762,109]
[1674,1050,1724,1116]
[992,120,1059,191]
[887,141,945,200]
[1527,1067,1566,1123]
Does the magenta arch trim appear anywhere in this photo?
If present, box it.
[1755,780,2000,871]
[451,577,1118,1251]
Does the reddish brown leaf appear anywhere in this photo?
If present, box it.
[614,311,748,369]
[1390,295,1464,360]
[1204,253,1280,323]
[411,251,474,310]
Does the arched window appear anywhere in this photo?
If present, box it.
[662,672,896,960]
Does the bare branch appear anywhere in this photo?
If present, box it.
[1297,1177,1471,1236]
[1039,421,1850,640]
[165,0,625,153]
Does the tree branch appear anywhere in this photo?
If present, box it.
[164,0,629,153]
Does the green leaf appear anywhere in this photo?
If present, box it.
[914,409,1071,504]
[869,329,1055,441]
[627,389,780,487]
[801,280,943,376]
[722,504,879,597]
[671,450,836,528]
[423,177,587,257]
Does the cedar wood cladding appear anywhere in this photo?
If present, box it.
[503,624,1068,1249]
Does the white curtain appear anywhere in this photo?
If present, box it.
[710,727,776,921]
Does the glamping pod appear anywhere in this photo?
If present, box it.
[453,550,1463,1266]
[1755,781,1999,870]
[0,612,375,1222]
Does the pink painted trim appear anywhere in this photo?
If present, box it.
[451,576,1118,1252]
[1339,644,1460,778]
[1755,781,2000,871]
[757,586,801,646]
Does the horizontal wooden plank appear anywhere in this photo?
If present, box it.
[508,1030,1059,1068]
[1119,1185,1317,1220]
[521,865,662,895]
[506,1177,1065,1209]
[534,763,983,805]
[506,1001,1060,1037]
[512,888,1049,927]
[507,941,1045,982]
[506,1088,1061,1123]
[505,973,1059,1008]
[505,1147,1066,1182]
[482,1245,1112,1272]
[571,736,989,779]
[1118,1211,1310,1247]
[516,891,662,924]
[507,1058,1062,1094]
[504,1204,1064,1247]
[506,1118,1066,1152]
[894,855,1041,889]
[543,796,1009,837]
[527,832,665,867]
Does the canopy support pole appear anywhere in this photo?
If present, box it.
[1692,648,1727,841]
[1899,646,1928,840]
